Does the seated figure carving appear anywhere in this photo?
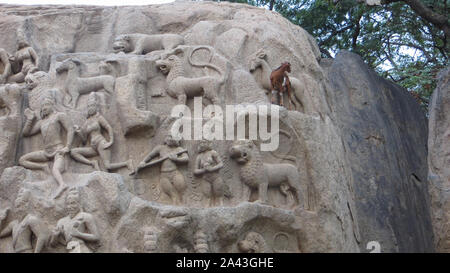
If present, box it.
[70,93,133,172]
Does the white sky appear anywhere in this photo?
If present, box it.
[0,0,175,5]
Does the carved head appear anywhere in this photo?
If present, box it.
[197,140,212,153]
[165,133,180,147]
[56,58,81,73]
[249,49,266,72]
[87,93,98,117]
[17,37,29,50]
[25,71,48,90]
[155,55,178,75]
[113,35,132,53]
[66,188,81,218]
[229,140,255,164]
[40,95,56,119]
[238,232,266,253]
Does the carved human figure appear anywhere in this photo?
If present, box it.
[8,37,39,83]
[50,188,100,253]
[0,188,51,253]
[136,134,189,205]
[71,93,132,172]
[19,95,74,199]
[194,140,225,207]
[0,48,12,84]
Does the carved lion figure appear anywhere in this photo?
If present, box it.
[229,140,304,207]
[155,54,227,105]
[112,33,184,55]
[238,232,269,253]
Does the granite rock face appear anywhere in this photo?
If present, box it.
[322,51,434,252]
[0,2,434,252]
[428,67,450,252]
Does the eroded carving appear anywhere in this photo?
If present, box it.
[56,58,115,108]
[229,140,303,207]
[71,93,133,172]
[50,188,100,253]
[155,50,227,105]
[0,48,12,84]
[135,134,189,205]
[7,36,39,83]
[113,33,184,55]
[19,95,74,199]
[238,231,269,253]
[194,140,225,207]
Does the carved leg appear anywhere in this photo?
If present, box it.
[98,145,128,171]
[160,173,176,205]
[104,78,115,94]
[173,170,186,205]
[70,147,99,170]
[19,150,51,174]
[212,177,224,206]
[177,94,187,105]
[52,153,68,199]
[242,185,251,202]
[70,91,80,109]
[257,179,269,204]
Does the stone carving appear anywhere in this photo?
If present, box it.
[50,188,100,253]
[7,36,39,83]
[0,84,22,117]
[194,140,225,207]
[0,48,12,84]
[238,231,269,253]
[229,140,303,207]
[194,229,209,253]
[19,95,74,199]
[143,226,159,253]
[155,48,227,105]
[71,93,133,172]
[56,58,115,108]
[135,134,189,205]
[113,33,184,55]
[0,189,51,253]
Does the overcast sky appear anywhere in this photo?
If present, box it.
[0,0,175,5]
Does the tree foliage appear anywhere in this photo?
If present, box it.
[219,0,449,109]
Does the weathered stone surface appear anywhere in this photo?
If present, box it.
[428,67,450,252]
[0,2,435,252]
[323,51,434,252]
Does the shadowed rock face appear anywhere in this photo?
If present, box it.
[0,2,435,252]
[323,51,434,252]
[428,67,450,252]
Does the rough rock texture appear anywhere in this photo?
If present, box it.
[322,51,434,252]
[0,2,434,252]
[428,67,450,252]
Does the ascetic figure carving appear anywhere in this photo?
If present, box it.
[136,134,189,205]
[56,58,115,108]
[8,37,39,83]
[50,188,100,253]
[19,96,74,199]
[229,140,304,207]
[71,93,133,172]
[194,140,225,207]
[113,33,184,55]
[155,54,226,105]
[0,189,51,253]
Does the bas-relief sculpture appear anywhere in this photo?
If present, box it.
[0,2,371,253]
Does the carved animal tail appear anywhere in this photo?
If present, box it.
[188,46,229,86]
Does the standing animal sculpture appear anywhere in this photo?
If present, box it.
[229,140,304,207]
[155,48,227,105]
[56,58,115,108]
[249,49,315,113]
[113,33,184,55]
